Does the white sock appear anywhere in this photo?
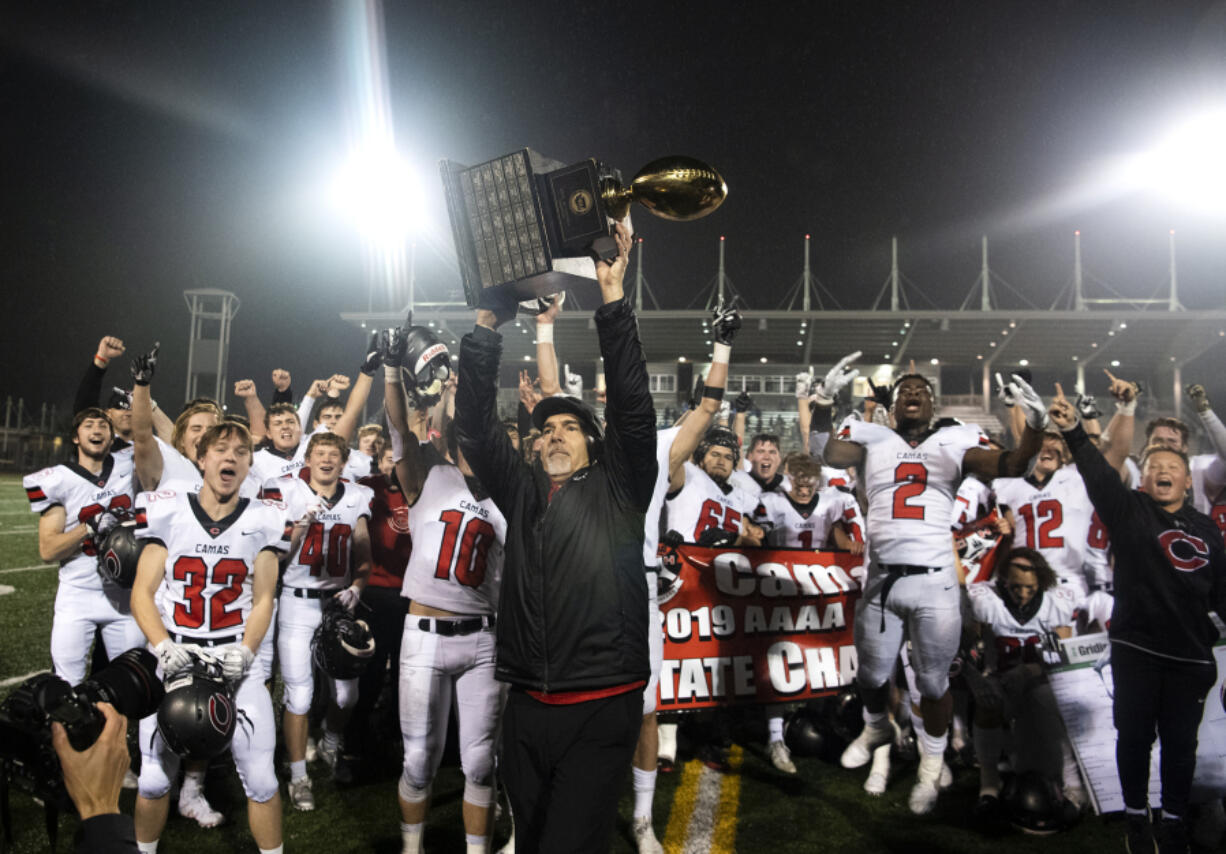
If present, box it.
[290,760,308,781]
[767,715,785,743]
[657,722,677,761]
[973,726,1004,796]
[181,767,205,798]
[862,707,889,730]
[401,821,423,854]
[136,842,159,854]
[632,766,656,819]
[258,847,284,854]
[465,833,488,853]
[916,724,947,758]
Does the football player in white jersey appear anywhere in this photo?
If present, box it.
[381,335,505,854]
[343,424,384,481]
[665,429,763,548]
[263,432,373,810]
[965,548,1076,813]
[130,422,289,854]
[821,361,1046,814]
[24,408,144,684]
[753,454,865,553]
[249,403,306,484]
[993,433,1096,602]
[730,433,790,500]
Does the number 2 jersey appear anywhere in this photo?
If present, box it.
[838,417,988,567]
[266,475,373,591]
[24,455,135,589]
[134,488,292,641]
[404,462,506,615]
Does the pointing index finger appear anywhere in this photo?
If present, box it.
[1054,382,1067,401]
[1103,368,1118,383]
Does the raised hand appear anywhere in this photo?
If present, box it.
[1186,383,1211,414]
[234,379,257,399]
[97,336,125,363]
[1006,374,1048,431]
[594,221,633,294]
[795,368,814,399]
[1103,369,1137,403]
[518,370,541,411]
[359,331,382,376]
[866,378,892,408]
[812,351,861,406]
[1074,393,1102,420]
[1048,383,1078,432]
[563,364,583,397]
[327,374,351,395]
[130,342,159,387]
[710,299,742,346]
[995,372,1018,407]
[733,390,753,413]
[536,292,565,324]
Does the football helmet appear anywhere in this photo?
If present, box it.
[97,520,145,588]
[784,707,828,758]
[311,600,376,679]
[824,688,864,745]
[401,326,451,409]
[693,427,740,467]
[157,658,236,760]
[1002,771,1077,835]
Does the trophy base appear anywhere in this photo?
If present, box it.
[474,270,600,310]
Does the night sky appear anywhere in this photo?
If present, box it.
[3,1,1225,418]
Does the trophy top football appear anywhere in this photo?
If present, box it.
[440,150,727,308]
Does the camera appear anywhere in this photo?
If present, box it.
[0,647,163,811]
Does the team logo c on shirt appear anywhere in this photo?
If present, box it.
[391,505,410,535]
[1158,529,1210,572]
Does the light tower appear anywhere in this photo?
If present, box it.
[183,289,240,405]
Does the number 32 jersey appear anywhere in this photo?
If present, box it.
[272,477,373,591]
[838,417,987,567]
[135,489,292,641]
[404,463,505,615]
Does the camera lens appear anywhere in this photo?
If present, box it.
[77,647,165,721]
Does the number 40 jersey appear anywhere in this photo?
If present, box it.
[838,417,988,568]
[404,463,506,615]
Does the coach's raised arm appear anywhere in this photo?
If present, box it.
[454,220,658,851]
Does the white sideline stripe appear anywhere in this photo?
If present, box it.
[0,529,37,535]
[682,765,724,854]
[0,564,54,574]
[0,670,48,688]
[0,585,13,595]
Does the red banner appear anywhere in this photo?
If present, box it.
[657,545,864,711]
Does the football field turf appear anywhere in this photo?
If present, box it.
[0,473,1125,852]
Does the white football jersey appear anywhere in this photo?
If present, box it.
[1189,452,1226,516]
[24,455,135,589]
[148,438,261,499]
[272,476,373,590]
[952,476,992,529]
[250,447,304,485]
[728,469,791,503]
[134,489,291,641]
[404,463,506,614]
[822,466,856,491]
[992,465,1095,588]
[837,417,988,567]
[342,449,374,483]
[967,581,1075,672]
[665,461,755,544]
[1083,509,1113,589]
[644,426,683,565]
[752,487,863,550]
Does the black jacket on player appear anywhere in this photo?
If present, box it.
[455,297,657,693]
[1067,423,1226,664]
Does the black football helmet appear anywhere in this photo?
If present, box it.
[784,707,828,758]
[401,326,451,409]
[157,659,236,760]
[97,521,146,588]
[693,427,740,467]
[1002,770,1077,835]
[312,600,376,679]
[824,687,864,745]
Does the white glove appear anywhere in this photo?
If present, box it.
[1005,374,1049,431]
[718,400,732,423]
[333,585,362,612]
[155,639,193,678]
[301,494,329,524]
[812,352,862,406]
[563,364,583,397]
[994,372,1017,407]
[221,644,255,684]
[795,368,814,399]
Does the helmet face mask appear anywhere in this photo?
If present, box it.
[311,600,376,679]
[401,327,451,409]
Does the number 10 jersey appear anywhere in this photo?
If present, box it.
[404,463,506,615]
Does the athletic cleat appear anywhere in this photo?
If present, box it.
[840,722,893,769]
[863,740,892,796]
[656,756,675,774]
[939,762,954,789]
[768,740,797,775]
[317,739,338,770]
[178,789,224,828]
[632,815,664,854]
[288,777,315,812]
[697,743,731,774]
[908,754,944,815]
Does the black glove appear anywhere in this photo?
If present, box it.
[710,300,741,346]
[733,390,752,413]
[359,331,382,376]
[130,342,159,387]
[1074,393,1102,420]
[697,527,737,548]
[661,530,685,549]
[380,327,406,369]
[866,378,892,408]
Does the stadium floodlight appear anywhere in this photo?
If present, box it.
[1132,108,1226,215]
[331,145,425,248]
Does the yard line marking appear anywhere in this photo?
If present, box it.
[0,564,54,574]
[0,670,48,688]
[0,529,37,535]
[663,758,703,853]
[709,746,743,853]
[0,584,14,596]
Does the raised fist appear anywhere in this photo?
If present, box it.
[233,379,257,399]
[733,390,753,413]
[130,342,159,387]
[271,369,291,392]
[380,327,406,369]
[1186,383,1211,414]
[1074,393,1102,420]
[97,336,125,362]
[359,331,382,376]
[326,374,351,396]
[710,300,742,347]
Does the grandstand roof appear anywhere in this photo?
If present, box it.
[342,306,1226,373]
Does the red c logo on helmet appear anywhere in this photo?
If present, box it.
[208,694,234,734]
[1158,530,1210,573]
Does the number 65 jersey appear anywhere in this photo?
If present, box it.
[404,463,506,615]
[134,489,292,642]
[838,417,988,568]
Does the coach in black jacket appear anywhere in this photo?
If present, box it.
[455,222,656,853]
[1050,386,1226,853]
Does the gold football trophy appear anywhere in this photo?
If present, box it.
[440,150,726,308]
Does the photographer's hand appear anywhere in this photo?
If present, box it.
[51,701,129,819]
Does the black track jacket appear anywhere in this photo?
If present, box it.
[455,297,657,692]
